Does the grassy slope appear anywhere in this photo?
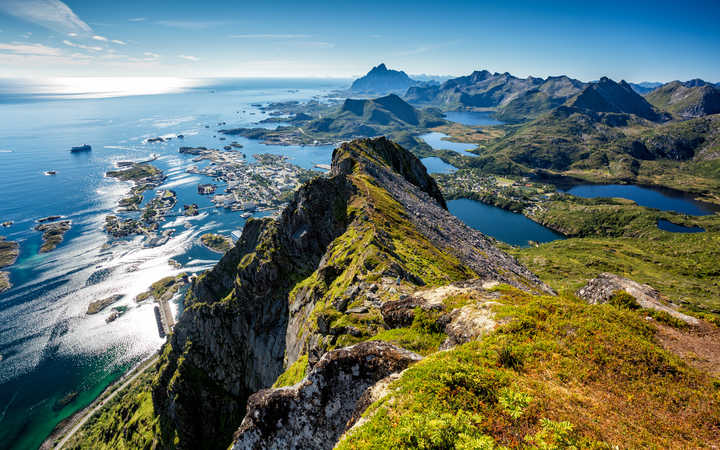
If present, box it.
[63,356,177,450]
[339,287,720,449]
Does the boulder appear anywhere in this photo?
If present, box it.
[577,273,698,325]
[231,341,422,450]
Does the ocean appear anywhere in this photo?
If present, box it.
[0,78,347,450]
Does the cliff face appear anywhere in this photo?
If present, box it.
[151,137,550,449]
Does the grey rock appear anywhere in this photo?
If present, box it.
[577,273,699,325]
[231,341,422,450]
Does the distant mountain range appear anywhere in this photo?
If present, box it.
[348,65,720,122]
[564,77,665,122]
[628,82,663,95]
[645,80,720,118]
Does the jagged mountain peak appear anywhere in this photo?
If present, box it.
[350,64,418,94]
[567,76,663,121]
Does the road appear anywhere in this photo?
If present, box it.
[53,355,158,449]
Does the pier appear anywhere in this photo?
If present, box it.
[154,296,175,338]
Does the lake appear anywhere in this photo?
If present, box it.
[657,219,705,233]
[421,157,457,174]
[561,184,719,216]
[419,132,478,157]
[448,198,564,247]
[444,111,505,126]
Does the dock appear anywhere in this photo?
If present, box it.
[154,296,175,338]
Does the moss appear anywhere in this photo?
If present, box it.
[339,289,720,449]
[273,354,308,388]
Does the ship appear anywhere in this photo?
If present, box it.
[70,144,92,153]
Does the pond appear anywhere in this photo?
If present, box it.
[560,184,719,216]
[448,198,564,247]
[419,132,478,157]
[657,219,705,233]
[421,157,457,174]
[444,110,505,126]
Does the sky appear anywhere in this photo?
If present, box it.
[0,0,719,83]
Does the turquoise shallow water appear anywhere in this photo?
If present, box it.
[0,79,346,450]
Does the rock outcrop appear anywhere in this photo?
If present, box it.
[577,272,699,325]
[231,341,422,450]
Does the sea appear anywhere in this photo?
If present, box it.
[0,78,347,450]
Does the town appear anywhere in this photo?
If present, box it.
[182,146,320,214]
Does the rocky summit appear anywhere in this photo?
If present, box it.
[66,137,720,450]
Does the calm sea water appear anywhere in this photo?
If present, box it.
[448,198,564,247]
[0,78,346,450]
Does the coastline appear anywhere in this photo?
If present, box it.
[40,353,160,450]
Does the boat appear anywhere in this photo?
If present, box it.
[44,170,57,175]
[70,144,92,153]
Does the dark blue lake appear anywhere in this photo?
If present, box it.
[444,111,504,126]
[657,220,705,233]
[561,184,718,216]
[448,198,564,247]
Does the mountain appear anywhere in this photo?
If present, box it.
[404,70,586,122]
[463,77,719,178]
[64,137,720,449]
[645,80,720,118]
[349,63,420,94]
[303,94,445,138]
[563,77,665,122]
[628,81,663,94]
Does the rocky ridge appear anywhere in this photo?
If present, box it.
[150,137,550,449]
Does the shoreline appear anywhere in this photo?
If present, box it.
[40,353,159,450]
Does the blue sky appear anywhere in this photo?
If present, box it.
[0,0,718,82]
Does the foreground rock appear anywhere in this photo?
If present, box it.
[35,220,71,253]
[231,341,422,450]
[577,272,699,325]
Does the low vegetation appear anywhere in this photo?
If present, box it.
[339,287,720,448]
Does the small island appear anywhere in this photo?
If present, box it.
[134,274,188,303]
[35,220,71,253]
[200,233,233,253]
[87,294,124,314]
[0,236,20,293]
[106,163,166,211]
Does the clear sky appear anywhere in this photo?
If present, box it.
[0,0,719,82]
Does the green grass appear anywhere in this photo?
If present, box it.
[273,354,308,388]
[513,232,720,314]
[65,363,177,450]
[338,288,720,449]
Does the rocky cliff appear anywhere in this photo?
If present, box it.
[151,136,550,449]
